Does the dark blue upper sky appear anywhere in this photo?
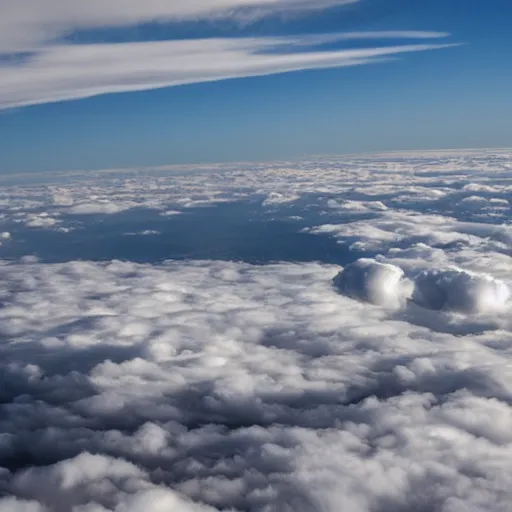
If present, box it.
[0,0,510,173]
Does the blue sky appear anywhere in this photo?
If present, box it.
[0,0,510,173]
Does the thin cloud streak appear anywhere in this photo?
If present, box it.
[0,33,458,109]
[0,0,359,53]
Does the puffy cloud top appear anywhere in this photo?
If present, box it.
[334,258,511,316]
[333,259,411,308]
[412,268,511,315]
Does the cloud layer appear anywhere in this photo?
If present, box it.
[0,255,512,511]
[1,150,512,510]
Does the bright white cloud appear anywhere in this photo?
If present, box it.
[334,258,511,315]
[0,0,360,53]
[67,201,135,215]
[333,258,412,308]
[22,212,60,228]
[0,33,455,109]
[262,191,300,205]
[412,268,511,314]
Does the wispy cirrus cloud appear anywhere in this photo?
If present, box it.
[0,1,459,110]
[0,0,359,54]
[0,32,457,109]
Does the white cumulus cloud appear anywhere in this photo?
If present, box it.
[412,268,511,315]
[333,258,412,308]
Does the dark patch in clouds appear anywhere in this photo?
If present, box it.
[0,200,354,265]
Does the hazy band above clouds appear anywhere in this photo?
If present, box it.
[0,33,457,110]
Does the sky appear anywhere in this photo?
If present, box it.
[0,0,511,173]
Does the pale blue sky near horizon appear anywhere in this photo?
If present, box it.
[0,0,511,174]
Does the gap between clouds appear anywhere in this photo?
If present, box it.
[0,32,457,109]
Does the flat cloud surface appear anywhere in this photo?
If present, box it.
[1,149,512,511]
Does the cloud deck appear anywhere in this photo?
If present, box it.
[1,150,512,511]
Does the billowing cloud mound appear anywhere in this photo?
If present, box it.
[412,268,511,314]
[262,192,300,206]
[334,259,511,315]
[333,258,411,307]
